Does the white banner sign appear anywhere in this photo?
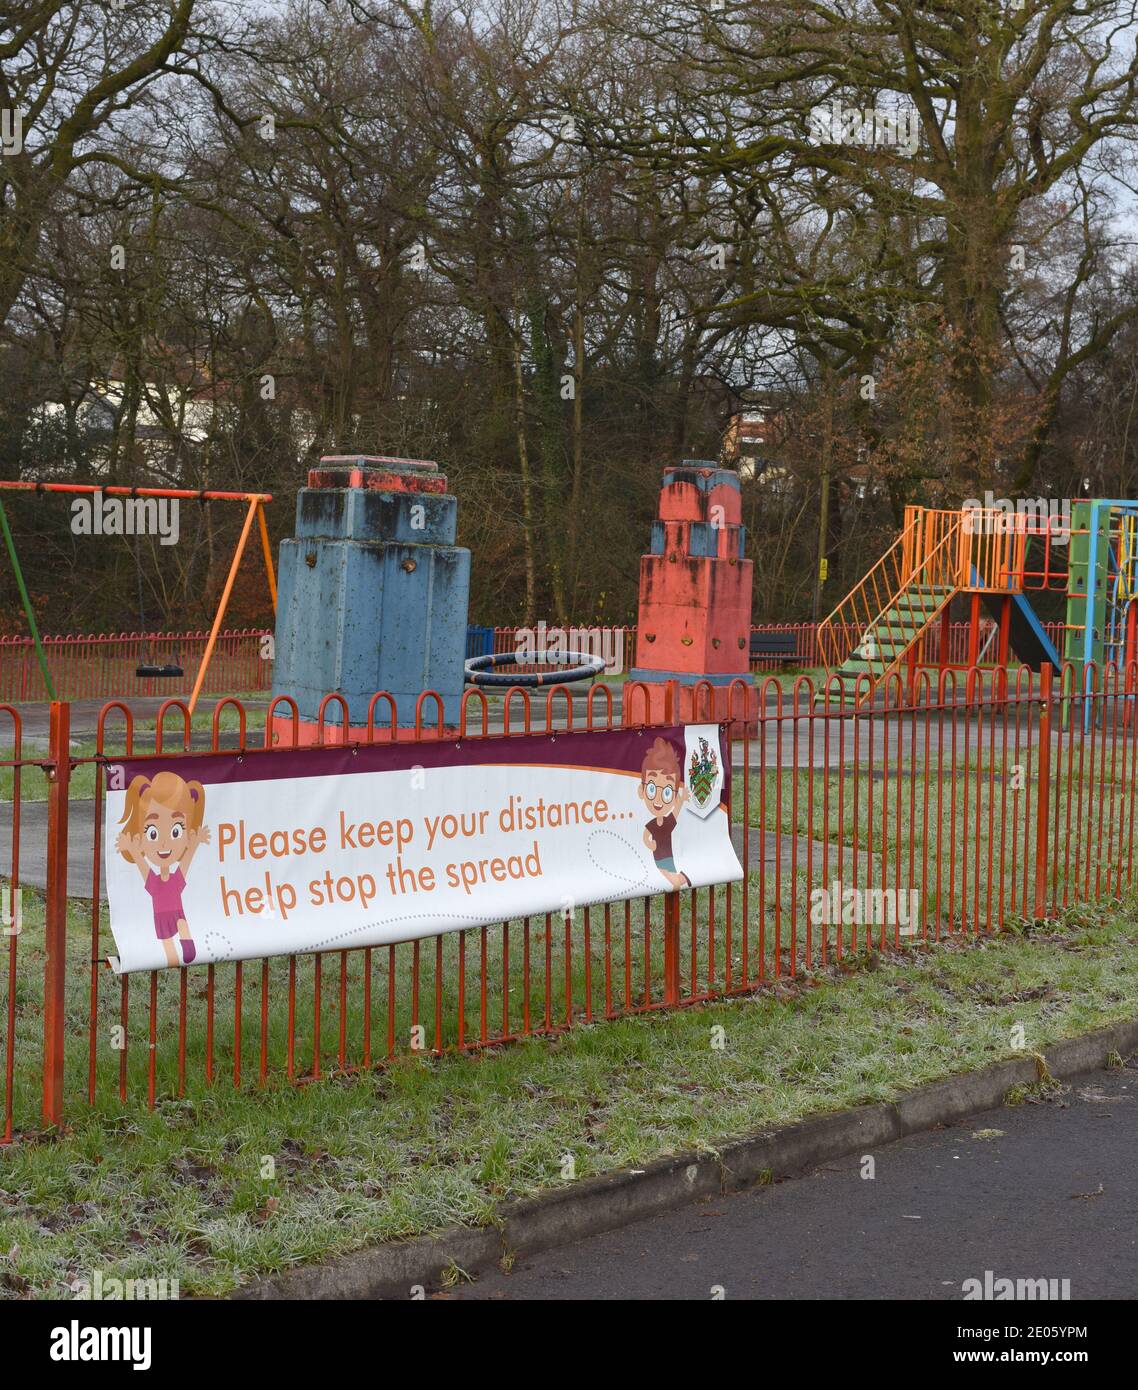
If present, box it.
[102,723,742,974]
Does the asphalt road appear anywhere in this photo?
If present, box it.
[447,1063,1138,1300]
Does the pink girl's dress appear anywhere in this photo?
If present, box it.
[145,867,186,939]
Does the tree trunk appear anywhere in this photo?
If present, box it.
[511,307,537,623]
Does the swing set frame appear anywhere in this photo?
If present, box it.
[0,482,276,713]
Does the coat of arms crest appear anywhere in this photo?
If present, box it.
[687,735,720,808]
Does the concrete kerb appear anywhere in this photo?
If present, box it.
[232,1018,1138,1301]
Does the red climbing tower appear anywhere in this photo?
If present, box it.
[623,460,756,727]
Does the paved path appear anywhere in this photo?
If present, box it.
[0,799,103,899]
[729,824,878,883]
[448,1063,1138,1299]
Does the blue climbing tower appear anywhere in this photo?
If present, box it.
[271,455,471,737]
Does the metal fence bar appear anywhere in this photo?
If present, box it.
[0,630,273,702]
[42,702,69,1126]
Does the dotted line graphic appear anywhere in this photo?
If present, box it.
[199,928,235,962]
[584,829,650,894]
[306,908,498,953]
[193,910,494,960]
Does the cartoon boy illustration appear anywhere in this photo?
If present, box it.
[637,736,691,890]
[115,772,210,967]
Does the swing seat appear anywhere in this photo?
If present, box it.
[135,662,184,678]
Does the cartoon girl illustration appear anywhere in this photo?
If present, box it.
[115,772,210,967]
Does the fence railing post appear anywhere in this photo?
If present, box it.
[43,700,70,1127]
[1033,664,1053,919]
[662,679,682,1005]
[663,890,681,1005]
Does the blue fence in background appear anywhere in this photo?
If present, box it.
[465,625,496,659]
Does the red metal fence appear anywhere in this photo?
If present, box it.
[0,620,1070,704]
[0,630,273,702]
[2,661,1137,1141]
[747,619,1066,669]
